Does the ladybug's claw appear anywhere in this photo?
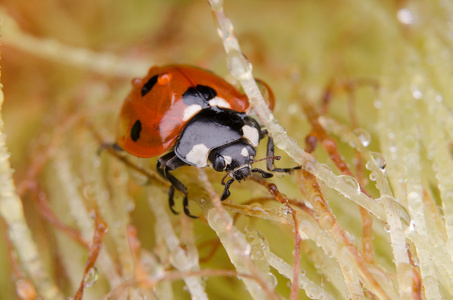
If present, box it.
[183,196,197,219]
[168,186,179,215]
[221,179,234,201]
[157,152,196,217]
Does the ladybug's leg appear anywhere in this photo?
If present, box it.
[156,153,181,215]
[157,152,197,218]
[251,168,273,178]
[97,143,123,155]
[265,132,301,173]
[168,186,177,214]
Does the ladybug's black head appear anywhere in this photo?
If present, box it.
[231,166,251,181]
[208,139,256,181]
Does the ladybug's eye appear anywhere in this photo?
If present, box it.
[213,155,226,171]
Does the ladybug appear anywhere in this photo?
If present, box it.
[116,65,298,218]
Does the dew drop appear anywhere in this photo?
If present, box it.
[353,128,371,147]
[245,230,265,248]
[278,203,292,215]
[394,200,412,225]
[245,232,257,244]
[311,195,326,211]
[83,267,99,288]
[296,280,307,289]
[369,152,387,170]
[209,0,224,11]
[226,50,252,80]
[250,249,264,261]
[319,213,335,230]
[338,175,360,193]
[268,272,278,288]
[210,212,222,229]
[305,285,320,298]
[250,203,268,214]
[408,220,416,232]
[214,16,234,41]
[304,160,316,173]
[224,37,241,53]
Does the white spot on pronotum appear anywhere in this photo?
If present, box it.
[185,144,210,167]
[183,104,202,121]
[242,125,259,147]
[208,97,231,109]
[223,155,232,166]
[241,147,249,157]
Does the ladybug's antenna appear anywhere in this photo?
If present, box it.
[253,155,281,163]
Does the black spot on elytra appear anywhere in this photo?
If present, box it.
[141,75,158,96]
[182,85,217,107]
[131,120,142,142]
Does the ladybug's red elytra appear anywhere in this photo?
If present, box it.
[116,65,298,218]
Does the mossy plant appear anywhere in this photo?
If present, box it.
[1,0,452,299]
